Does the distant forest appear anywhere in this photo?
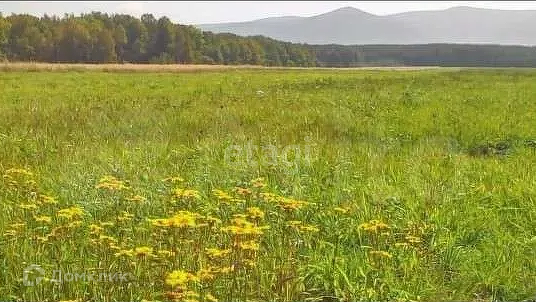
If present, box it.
[2,12,536,67]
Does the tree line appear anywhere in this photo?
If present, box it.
[3,12,536,67]
[313,44,536,67]
[0,12,316,66]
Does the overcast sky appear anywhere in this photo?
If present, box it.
[1,1,535,24]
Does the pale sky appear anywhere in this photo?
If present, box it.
[1,1,535,24]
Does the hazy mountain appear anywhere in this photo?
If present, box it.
[197,6,536,45]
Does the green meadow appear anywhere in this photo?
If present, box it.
[1,68,536,302]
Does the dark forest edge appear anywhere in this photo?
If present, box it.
[2,12,536,67]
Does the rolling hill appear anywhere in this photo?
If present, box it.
[197,6,536,45]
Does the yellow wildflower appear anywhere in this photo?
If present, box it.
[231,215,249,227]
[37,235,51,242]
[115,249,134,257]
[57,206,84,220]
[134,246,154,257]
[287,220,302,227]
[276,197,310,211]
[166,291,199,302]
[150,211,199,228]
[369,250,393,259]
[205,293,218,302]
[299,225,320,233]
[234,187,252,197]
[333,206,351,214]
[5,168,34,177]
[34,215,52,223]
[126,195,146,203]
[19,203,38,210]
[165,270,199,287]
[239,240,260,251]
[39,195,58,205]
[150,218,173,227]
[197,267,220,281]
[205,248,231,258]
[67,220,83,228]
[217,266,235,274]
[359,220,390,232]
[395,242,410,248]
[246,207,265,219]
[405,235,422,244]
[221,223,268,236]
[10,222,26,229]
[95,175,129,191]
[260,192,278,202]
[162,176,184,183]
[204,215,222,225]
[89,224,104,235]
[99,235,118,244]
[173,188,200,200]
[157,250,176,257]
[118,211,134,222]
[251,177,267,189]
[4,230,17,236]
[213,189,238,204]
[170,211,198,227]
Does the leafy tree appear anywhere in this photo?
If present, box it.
[0,14,11,57]
[93,28,117,62]
[56,19,92,62]
[113,24,127,62]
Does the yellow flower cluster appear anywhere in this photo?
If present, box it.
[162,176,184,183]
[259,192,278,202]
[405,235,422,244]
[173,188,200,200]
[333,206,351,214]
[115,246,155,258]
[150,211,200,228]
[359,220,390,232]
[95,175,129,191]
[57,206,84,220]
[250,177,267,188]
[221,217,269,236]
[212,189,239,204]
[369,250,393,259]
[234,187,253,197]
[6,171,337,302]
[165,269,199,287]
[125,194,146,203]
[34,215,52,223]
[38,194,58,205]
[205,248,231,259]
[118,211,135,222]
[5,168,34,177]
[238,240,260,251]
[19,203,38,210]
[89,224,104,235]
[246,207,264,220]
[287,220,320,233]
[276,197,310,211]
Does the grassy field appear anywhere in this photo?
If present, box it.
[1,68,536,302]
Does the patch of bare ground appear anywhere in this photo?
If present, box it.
[0,62,448,72]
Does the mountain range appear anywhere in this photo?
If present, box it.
[196,6,536,45]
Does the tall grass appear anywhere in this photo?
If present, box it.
[1,69,536,302]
